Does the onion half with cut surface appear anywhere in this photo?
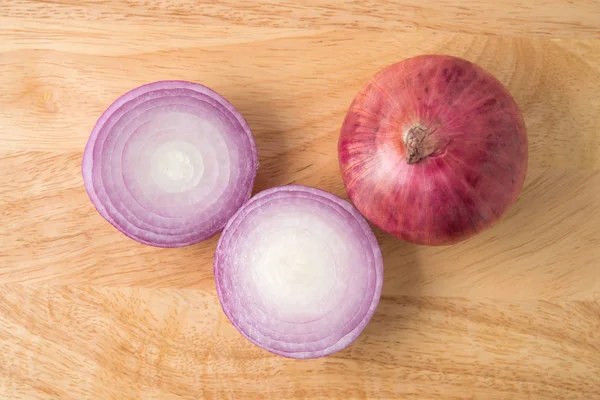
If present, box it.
[214,185,384,359]
[82,80,258,247]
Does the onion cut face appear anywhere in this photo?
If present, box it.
[339,55,528,246]
[82,81,258,247]
[214,185,383,359]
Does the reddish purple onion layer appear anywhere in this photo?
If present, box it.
[214,185,383,359]
[339,55,528,245]
[82,81,258,247]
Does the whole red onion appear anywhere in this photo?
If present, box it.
[338,55,528,245]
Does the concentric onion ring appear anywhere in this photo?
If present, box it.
[214,185,383,359]
[82,80,258,247]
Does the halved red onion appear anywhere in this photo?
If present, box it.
[214,185,383,359]
[82,81,258,247]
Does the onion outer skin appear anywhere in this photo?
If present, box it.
[82,80,258,247]
[214,185,384,359]
[339,54,528,246]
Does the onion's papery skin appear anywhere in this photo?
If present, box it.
[339,55,528,246]
[214,185,384,359]
[82,81,258,247]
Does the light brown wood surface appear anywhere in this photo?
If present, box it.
[1,1,600,399]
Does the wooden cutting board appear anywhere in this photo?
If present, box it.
[1,1,599,399]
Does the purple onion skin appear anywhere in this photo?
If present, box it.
[339,55,528,245]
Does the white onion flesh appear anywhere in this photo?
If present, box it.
[214,185,383,359]
[82,81,258,247]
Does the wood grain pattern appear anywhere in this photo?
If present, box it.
[1,1,599,399]
[1,286,599,400]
